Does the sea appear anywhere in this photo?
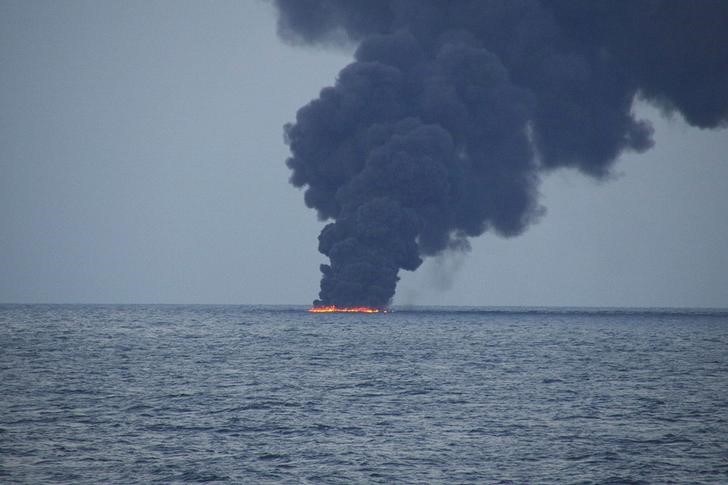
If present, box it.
[1,304,727,484]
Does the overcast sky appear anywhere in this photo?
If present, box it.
[1,0,727,308]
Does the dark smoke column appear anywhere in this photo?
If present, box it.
[275,0,728,309]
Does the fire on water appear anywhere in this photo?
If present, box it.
[308,305,386,313]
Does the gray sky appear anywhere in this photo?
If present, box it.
[1,0,727,307]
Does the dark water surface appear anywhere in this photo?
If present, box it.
[1,304,727,483]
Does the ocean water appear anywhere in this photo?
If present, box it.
[1,304,727,484]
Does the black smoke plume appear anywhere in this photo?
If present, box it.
[275,0,728,308]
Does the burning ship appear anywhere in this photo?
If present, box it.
[308,305,387,313]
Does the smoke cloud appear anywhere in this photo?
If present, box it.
[275,0,728,308]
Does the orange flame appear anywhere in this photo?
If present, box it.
[308,305,386,313]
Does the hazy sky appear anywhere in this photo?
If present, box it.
[2,0,727,307]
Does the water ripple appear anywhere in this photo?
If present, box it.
[1,304,727,483]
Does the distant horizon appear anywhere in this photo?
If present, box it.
[3,301,727,312]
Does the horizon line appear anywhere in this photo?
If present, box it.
[1,302,727,313]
